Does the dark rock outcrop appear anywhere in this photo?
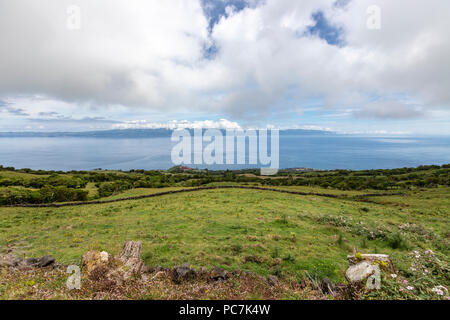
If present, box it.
[172,263,197,282]
[210,266,228,281]
[0,254,56,270]
[25,255,55,268]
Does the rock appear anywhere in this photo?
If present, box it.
[210,266,228,281]
[345,261,374,284]
[82,251,111,275]
[320,278,334,294]
[347,253,394,272]
[148,265,167,273]
[79,242,151,285]
[267,275,279,286]
[173,263,196,281]
[345,253,389,293]
[0,254,22,268]
[100,251,110,263]
[0,254,55,269]
[39,255,56,267]
[176,263,190,275]
[345,261,379,288]
[106,241,149,281]
[197,267,208,278]
[25,255,55,268]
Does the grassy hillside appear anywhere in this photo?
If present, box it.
[0,165,448,299]
[1,187,448,277]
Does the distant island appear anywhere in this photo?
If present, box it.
[0,128,334,138]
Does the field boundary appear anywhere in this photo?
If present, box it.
[4,186,402,208]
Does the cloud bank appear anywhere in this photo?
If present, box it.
[114,119,242,130]
[0,0,449,132]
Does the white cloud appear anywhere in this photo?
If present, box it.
[353,100,425,120]
[113,119,242,130]
[0,0,210,111]
[0,0,449,132]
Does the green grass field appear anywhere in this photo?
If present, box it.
[1,185,448,284]
[0,166,448,299]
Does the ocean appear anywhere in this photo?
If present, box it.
[0,132,449,171]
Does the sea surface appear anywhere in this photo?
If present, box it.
[0,133,449,171]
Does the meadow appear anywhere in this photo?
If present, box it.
[0,166,448,299]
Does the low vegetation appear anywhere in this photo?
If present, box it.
[1,164,449,205]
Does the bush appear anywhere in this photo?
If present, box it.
[0,186,88,205]
[386,232,410,250]
[97,181,132,197]
[39,185,88,203]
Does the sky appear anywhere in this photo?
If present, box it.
[0,0,449,135]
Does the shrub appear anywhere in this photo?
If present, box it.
[386,232,409,250]
[0,185,88,205]
[97,180,132,197]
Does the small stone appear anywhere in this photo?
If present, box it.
[321,278,334,294]
[173,263,196,281]
[210,266,228,281]
[24,258,37,265]
[36,255,55,267]
[100,251,110,263]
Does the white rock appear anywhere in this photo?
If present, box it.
[345,261,377,284]
[100,251,110,263]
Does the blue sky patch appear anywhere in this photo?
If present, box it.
[306,11,344,46]
[201,0,251,31]
[203,41,219,60]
